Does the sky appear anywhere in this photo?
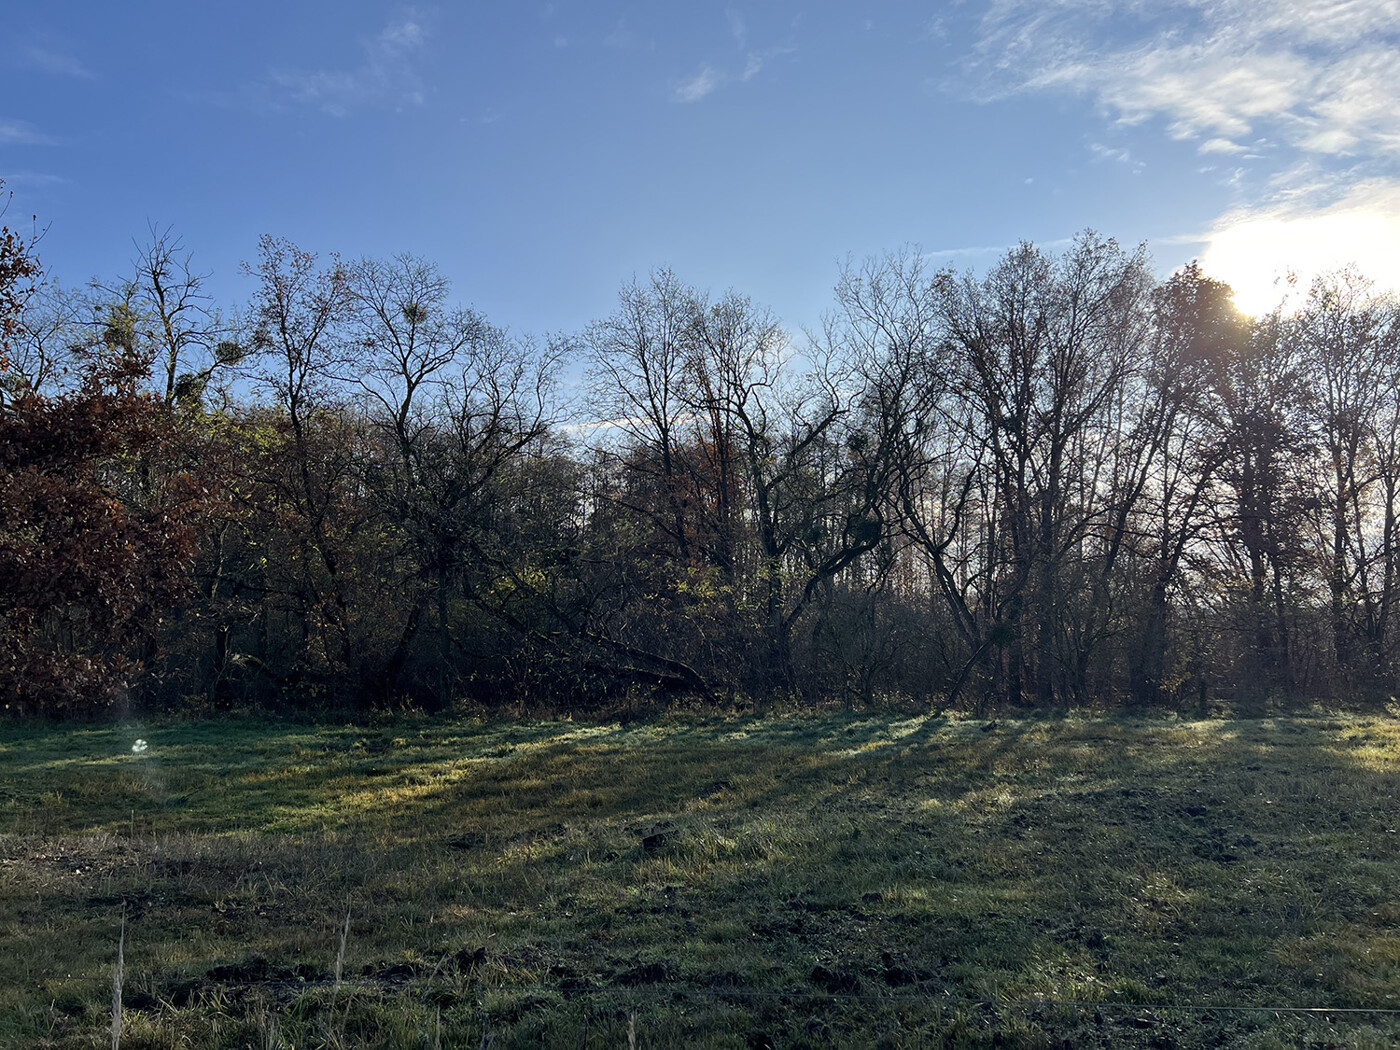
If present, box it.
[3,0,1399,334]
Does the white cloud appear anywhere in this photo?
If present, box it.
[1028,41,1310,143]
[671,48,784,101]
[1089,141,1147,173]
[1298,127,1359,153]
[1199,137,1246,155]
[1222,0,1400,44]
[261,15,428,116]
[970,0,1400,160]
[968,0,1400,300]
[920,236,1076,263]
[1089,142,1131,163]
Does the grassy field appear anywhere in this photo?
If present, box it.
[4,708,1400,1048]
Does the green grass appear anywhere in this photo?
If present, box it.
[5,709,1400,1047]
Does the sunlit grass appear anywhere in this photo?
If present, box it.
[3,710,1400,1046]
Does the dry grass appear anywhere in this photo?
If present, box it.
[3,709,1400,1047]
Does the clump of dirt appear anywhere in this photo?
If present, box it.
[809,963,861,994]
[639,820,677,853]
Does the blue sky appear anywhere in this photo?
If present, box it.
[4,1,1399,332]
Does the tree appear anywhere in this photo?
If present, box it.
[1,287,203,712]
[1126,263,1240,706]
[352,253,560,704]
[1206,303,1316,701]
[584,269,698,564]
[128,225,236,407]
[687,289,888,697]
[241,236,362,683]
[0,184,40,393]
[933,234,1154,706]
[5,281,91,397]
[1290,271,1400,690]
[832,250,984,705]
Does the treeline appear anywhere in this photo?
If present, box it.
[3,216,1399,716]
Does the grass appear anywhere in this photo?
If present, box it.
[4,708,1400,1047]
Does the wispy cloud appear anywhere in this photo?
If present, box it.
[603,20,639,50]
[727,8,749,49]
[966,0,1400,161]
[258,14,429,116]
[961,0,1400,293]
[0,170,68,190]
[920,236,1077,264]
[1088,142,1128,162]
[671,9,795,103]
[21,44,93,80]
[1199,137,1247,155]
[673,64,725,103]
[670,49,784,103]
[0,119,55,146]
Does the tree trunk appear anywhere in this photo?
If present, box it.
[1131,578,1169,707]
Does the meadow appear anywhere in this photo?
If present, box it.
[3,708,1400,1048]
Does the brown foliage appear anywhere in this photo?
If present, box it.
[0,186,40,377]
[0,300,205,715]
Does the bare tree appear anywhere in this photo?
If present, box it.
[352,253,566,703]
[1202,300,1316,701]
[79,226,238,408]
[132,226,228,404]
[690,289,884,695]
[6,281,90,396]
[584,269,698,563]
[1122,264,1240,705]
[832,250,984,705]
[351,254,499,701]
[242,236,359,677]
[933,234,1154,705]
[1291,270,1400,689]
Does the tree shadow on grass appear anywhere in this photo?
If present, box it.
[4,711,1400,1047]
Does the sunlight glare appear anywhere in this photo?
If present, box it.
[1202,198,1400,315]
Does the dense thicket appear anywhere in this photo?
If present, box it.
[4,213,1399,715]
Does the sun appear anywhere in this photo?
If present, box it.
[1200,188,1400,315]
